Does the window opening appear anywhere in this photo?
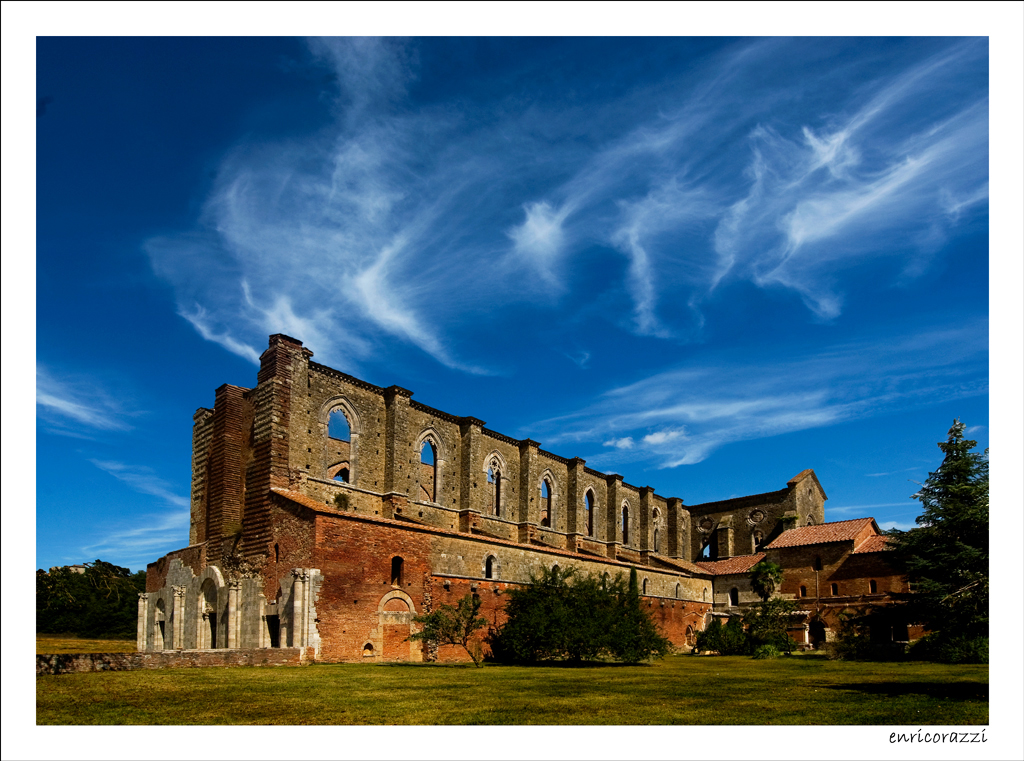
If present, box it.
[654,528,660,553]
[391,557,404,586]
[729,587,739,607]
[800,585,807,598]
[420,440,437,502]
[488,462,502,517]
[675,583,680,599]
[485,556,496,580]
[622,505,629,545]
[830,582,839,596]
[813,556,823,571]
[540,479,552,527]
[642,578,648,595]
[267,615,280,648]
[328,409,350,441]
[869,579,878,594]
[585,491,594,536]
[333,465,350,483]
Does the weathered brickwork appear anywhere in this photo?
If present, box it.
[141,334,909,662]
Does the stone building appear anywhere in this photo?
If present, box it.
[139,334,909,660]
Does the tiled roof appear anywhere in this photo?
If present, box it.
[693,553,766,575]
[852,533,893,554]
[764,518,876,549]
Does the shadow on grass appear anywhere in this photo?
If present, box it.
[376,660,651,669]
[824,681,988,701]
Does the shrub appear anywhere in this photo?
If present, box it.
[910,633,988,664]
[752,644,781,660]
[488,566,671,664]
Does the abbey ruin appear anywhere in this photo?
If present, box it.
[139,334,910,661]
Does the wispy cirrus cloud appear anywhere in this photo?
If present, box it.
[36,366,133,436]
[90,460,189,508]
[146,37,987,373]
[535,319,988,468]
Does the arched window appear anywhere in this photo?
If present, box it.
[362,643,374,657]
[419,440,437,502]
[621,504,629,545]
[813,556,823,571]
[703,588,707,602]
[328,409,350,441]
[652,508,661,552]
[642,578,648,594]
[551,564,560,582]
[585,491,595,536]
[488,461,502,517]
[654,528,660,553]
[752,530,764,552]
[391,556,404,586]
[830,582,839,596]
[729,587,739,607]
[800,585,807,597]
[540,479,552,528]
[603,572,610,588]
[675,583,681,599]
[869,579,878,594]
[485,555,497,580]
[332,465,350,483]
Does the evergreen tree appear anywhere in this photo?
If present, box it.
[886,419,989,640]
[36,560,146,639]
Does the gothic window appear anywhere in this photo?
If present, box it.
[419,440,437,502]
[540,478,552,527]
[654,528,660,553]
[621,504,630,545]
[642,578,648,594]
[652,508,661,552]
[487,461,502,517]
[675,583,681,599]
[328,409,350,440]
[391,557,404,586]
[585,490,595,536]
[327,408,353,483]
[485,555,498,580]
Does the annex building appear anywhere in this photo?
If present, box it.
[139,334,909,661]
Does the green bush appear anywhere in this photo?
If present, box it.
[752,644,781,659]
[488,566,671,664]
[910,633,988,664]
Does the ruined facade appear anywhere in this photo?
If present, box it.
[140,334,908,660]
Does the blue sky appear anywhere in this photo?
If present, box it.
[25,33,1003,574]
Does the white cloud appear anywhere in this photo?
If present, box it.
[534,320,988,468]
[90,460,189,509]
[36,366,132,435]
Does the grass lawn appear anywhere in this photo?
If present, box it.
[36,634,137,655]
[36,652,987,725]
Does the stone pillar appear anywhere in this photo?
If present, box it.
[227,580,242,649]
[566,457,585,535]
[605,474,623,556]
[291,569,306,647]
[384,385,414,495]
[137,593,149,652]
[666,497,686,560]
[639,487,655,551]
[458,417,486,515]
[172,585,187,650]
[518,439,540,526]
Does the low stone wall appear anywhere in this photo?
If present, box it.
[36,647,312,676]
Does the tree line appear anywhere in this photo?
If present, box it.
[36,560,146,639]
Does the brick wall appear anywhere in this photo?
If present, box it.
[37,647,312,675]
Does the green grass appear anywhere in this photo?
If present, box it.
[36,652,988,725]
[37,634,137,655]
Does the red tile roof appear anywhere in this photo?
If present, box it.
[693,553,766,575]
[764,517,877,549]
[852,533,893,554]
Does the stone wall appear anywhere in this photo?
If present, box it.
[37,647,312,675]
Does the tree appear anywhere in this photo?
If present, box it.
[36,560,146,639]
[742,597,796,653]
[886,419,989,644]
[410,594,489,666]
[488,566,671,664]
[749,560,783,602]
